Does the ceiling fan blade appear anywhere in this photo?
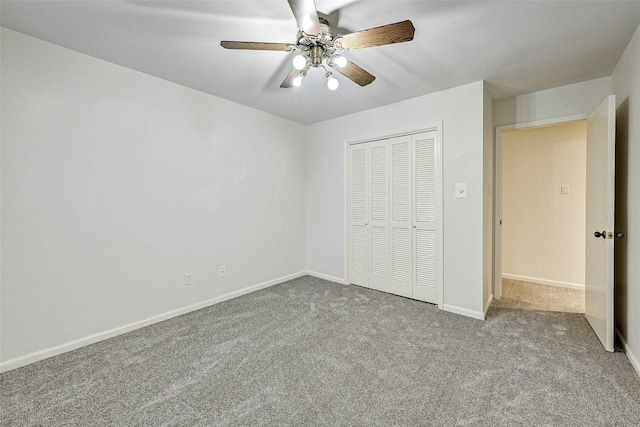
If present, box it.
[330,60,375,87]
[220,41,294,51]
[288,0,321,36]
[337,20,415,50]
[280,69,301,88]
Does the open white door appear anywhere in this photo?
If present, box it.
[585,95,616,352]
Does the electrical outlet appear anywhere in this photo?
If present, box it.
[219,265,226,278]
[185,273,192,286]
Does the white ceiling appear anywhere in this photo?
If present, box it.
[2,1,640,124]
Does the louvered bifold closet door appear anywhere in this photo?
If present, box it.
[349,144,369,287]
[368,140,390,292]
[412,131,441,304]
[389,136,413,298]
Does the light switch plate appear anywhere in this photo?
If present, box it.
[455,182,467,198]
[561,185,570,195]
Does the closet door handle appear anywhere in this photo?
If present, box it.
[594,231,606,239]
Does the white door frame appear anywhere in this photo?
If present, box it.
[344,123,443,307]
[493,114,588,299]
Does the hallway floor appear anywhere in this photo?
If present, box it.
[491,279,585,313]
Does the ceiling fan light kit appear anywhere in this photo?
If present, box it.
[220,0,415,91]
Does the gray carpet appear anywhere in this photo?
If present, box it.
[2,276,640,426]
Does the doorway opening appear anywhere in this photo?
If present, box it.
[493,117,588,314]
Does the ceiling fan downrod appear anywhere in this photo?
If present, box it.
[310,45,324,67]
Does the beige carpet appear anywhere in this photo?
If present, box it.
[491,278,585,313]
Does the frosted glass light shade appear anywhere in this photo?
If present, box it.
[293,75,303,87]
[292,54,307,71]
[334,55,347,68]
[327,76,339,91]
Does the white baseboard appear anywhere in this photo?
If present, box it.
[441,304,485,320]
[305,270,346,285]
[484,294,494,318]
[616,327,640,378]
[502,273,585,290]
[0,271,307,373]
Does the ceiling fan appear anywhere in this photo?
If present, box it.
[220,0,415,91]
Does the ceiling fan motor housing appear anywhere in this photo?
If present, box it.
[296,19,340,67]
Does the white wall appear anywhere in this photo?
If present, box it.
[502,122,587,288]
[0,29,307,368]
[306,81,487,318]
[611,23,640,375]
[494,77,611,127]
